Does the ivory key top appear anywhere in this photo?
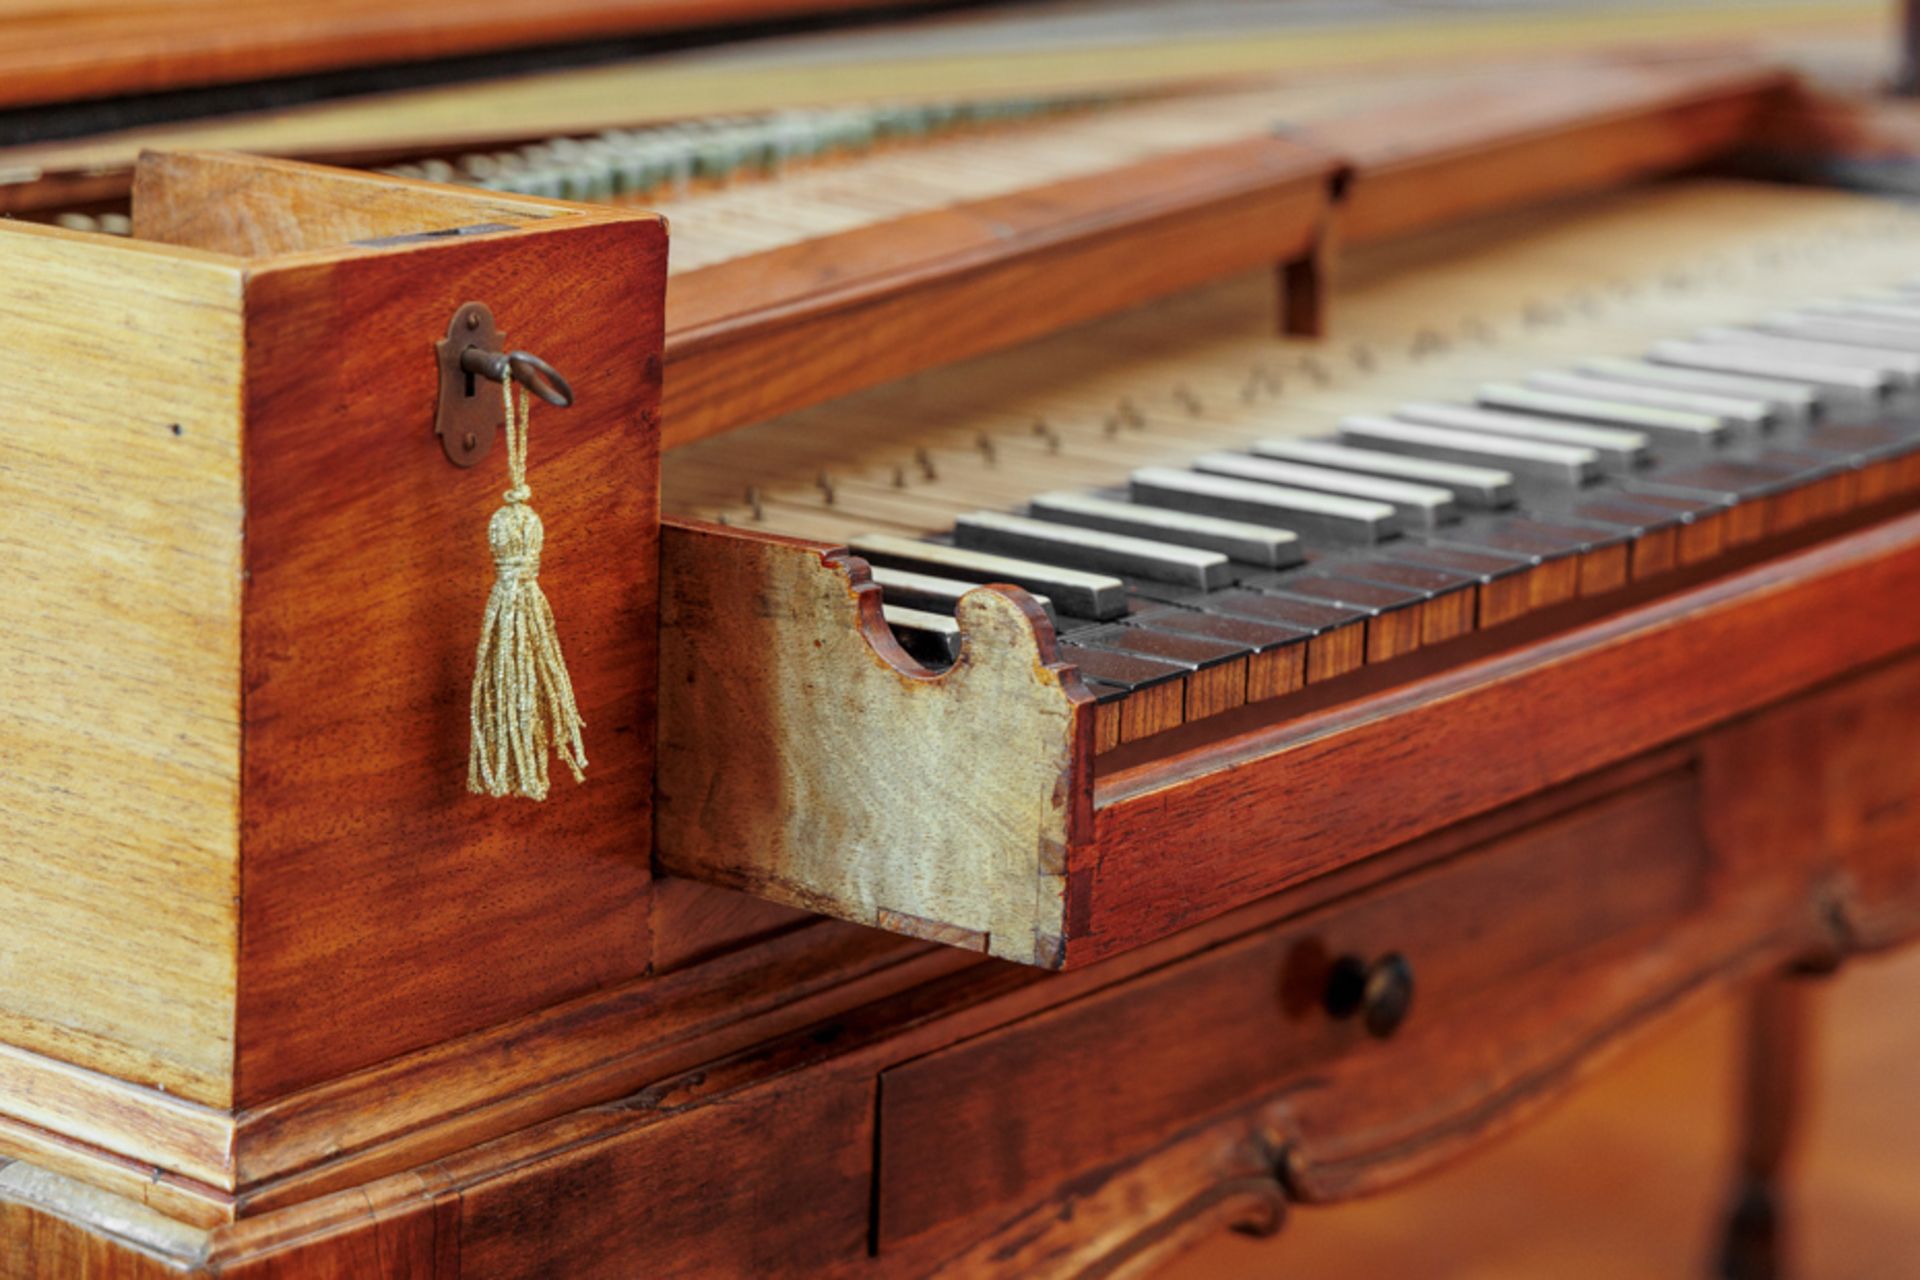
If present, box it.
[849,534,1128,619]
[952,510,1233,590]
[1024,490,1303,567]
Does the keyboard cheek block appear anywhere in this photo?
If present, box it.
[656,510,1920,970]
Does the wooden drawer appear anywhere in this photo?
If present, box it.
[874,771,1714,1247]
[1705,652,1920,951]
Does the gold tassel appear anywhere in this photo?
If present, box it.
[467,375,586,801]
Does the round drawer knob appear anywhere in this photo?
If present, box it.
[1324,952,1415,1039]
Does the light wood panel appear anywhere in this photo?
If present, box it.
[656,520,1092,966]
[131,150,565,257]
[0,220,244,1106]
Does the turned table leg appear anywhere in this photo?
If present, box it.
[1717,972,1814,1280]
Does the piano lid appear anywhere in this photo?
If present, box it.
[0,0,933,115]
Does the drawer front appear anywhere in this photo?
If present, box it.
[877,771,1713,1246]
[1705,652,1920,950]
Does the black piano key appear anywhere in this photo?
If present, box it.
[1375,541,1541,626]
[1055,643,1186,692]
[1073,624,1248,670]
[1196,590,1369,681]
[1306,555,1481,641]
[1246,568,1432,659]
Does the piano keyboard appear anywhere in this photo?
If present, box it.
[368,77,1403,274]
[663,179,1920,752]
[850,297,1920,750]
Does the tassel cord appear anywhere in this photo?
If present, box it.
[467,374,587,800]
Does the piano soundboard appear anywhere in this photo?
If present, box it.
[665,179,1920,754]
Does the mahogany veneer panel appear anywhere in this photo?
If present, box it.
[662,136,1337,446]
[1077,512,1920,965]
[1317,60,1791,244]
[0,0,917,111]
[878,771,1710,1246]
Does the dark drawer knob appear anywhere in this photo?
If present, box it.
[1324,952,1415,1039]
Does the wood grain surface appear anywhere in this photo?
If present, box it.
[234,197,665,1105]
[1076,513,1920,966]
[663,136,1335,446]
[0,219,244,1106]
[656,519,1092,965]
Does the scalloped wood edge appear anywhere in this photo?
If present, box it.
[656,519,1095,966]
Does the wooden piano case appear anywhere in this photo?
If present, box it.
[0,150,664,1223]
[657,501,1920,968]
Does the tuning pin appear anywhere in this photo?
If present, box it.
[1173,384,1203,415]
[915,447,937,481]
[745,486,765,522]
[976,432,997,464]
[816,471,836,505]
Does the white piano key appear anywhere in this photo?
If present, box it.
[883,604,961,664]
[1188,451,1456,528]
[1645,341,1890,404]
[953,510,1233,590]
[1338,416,1598,485]
[870,565,1053,620]
[1128,466,1398,543]
[1248,438,1516,508]
[1756,312,1920,352]
[1798,296,1920,326]
[1575,356,1818,423]
[849,534,1127,619]
[1394,403,1649,472]
[1691,327,1920,385]
[1523,370,1775,432]
[1025,490,1303,567]
[1476,383,1726,446]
